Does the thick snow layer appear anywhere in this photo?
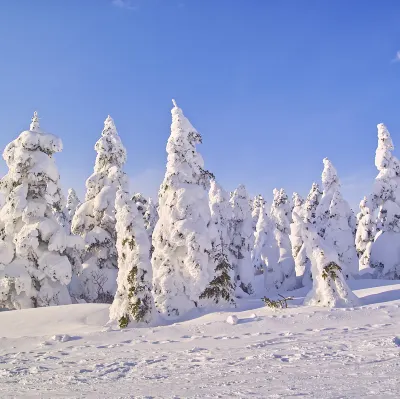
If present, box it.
[0,279,399,397]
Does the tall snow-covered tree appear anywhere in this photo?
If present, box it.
[355,196,376,275]
[132,193,148,217]
[253,202,280,293]
[110,189,154,328]
[143,197,158,256]
[229,184,255,295]
[294,212,359,308]
[72,115,128,303]
[0,112,77,309]
[304,182,322,225]
[369,123,400,278]
[269,188,296,291]
[66,188,81,225]
[317,158,358,277]
[151,100,215,320]
[251,194,265,232]
[200,180,235,306]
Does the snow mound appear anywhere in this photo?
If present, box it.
[226,315,239,325]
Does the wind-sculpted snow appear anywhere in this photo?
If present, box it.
[0,279,399,398]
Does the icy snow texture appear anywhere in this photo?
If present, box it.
[229,185,255,295]
[269,188,296,291]
[109,189,154,326]
[0,112,75,309]
[151,100,215,320]
[72,116,128,303]
[294,213,359,308]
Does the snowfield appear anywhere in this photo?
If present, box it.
[1,279,400,398]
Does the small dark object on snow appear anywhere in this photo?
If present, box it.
[262,294,294,309]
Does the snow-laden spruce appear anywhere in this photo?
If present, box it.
[0,112,79,309]
[72,116,128,303]
[290,192,305,269]
[132,193,148,217]
[252,201,280,293]
[66,188,81,225]
[151,100,215,320]
[298,183,322,286]
[369,123,400,278]
[229,184,255,295]
[200,180,235,306]
[251,194,265,232]
[356,196,376,275]
[294,212,359,308]
[143,198,158,240]
[317,158,358,278]
[110,189,154,327]
[269,188,296,291]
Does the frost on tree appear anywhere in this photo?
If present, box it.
[294,213,359,308]
[72,115,128,303]
[369,123,400,278]
[229,184,255,295]
[151,100,215,320]
[269,188,296,291]
[200,180,235,307]
[0,112,77,309]
[110,190,154,328]
[252,202,280,293]
[251,194,265,232]
[355,196,376,275]
[143,198,158,243]
[317,158,358,278]
[290,192,305,265]
[132,193,148,217]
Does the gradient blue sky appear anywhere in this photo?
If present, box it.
[1,0,400,208]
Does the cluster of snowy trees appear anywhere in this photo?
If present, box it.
[0,104,398,326]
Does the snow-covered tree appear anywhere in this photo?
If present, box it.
[72,115,128,303]
[151,100,215,320]
[132,193,148,217]
[200,180,235,306]
[143,197,158,256]
[317,159,358,277]
[355,196,376,275]
[304,182,322,225]
[369,123,400,278]
[294,213,359,308]
[110,189,154,328]
[253,202,280,293]
[229,184,255,295]
[0,112,78,309]
[290,192,306,283]
[269,188,296,291]
[66,188,81,225]
[251,194,265,232]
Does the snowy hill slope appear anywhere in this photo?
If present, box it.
[1,280,400,398]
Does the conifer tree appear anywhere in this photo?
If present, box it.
[294,213,359,308]
[229,184,255,295]
[200,180,235,306]
[151,100,215,320]
[251,194,265,232]
[0,112,77,309]
[66,188,81,225]
[110,189,154,327]
[253,202,280,292]
[72,115,128,303]
[269,188,296,291]
[355,196,376,275]
[132,193,148,217]
[369,123,400,278]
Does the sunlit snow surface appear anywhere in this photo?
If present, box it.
[0,278,399,398]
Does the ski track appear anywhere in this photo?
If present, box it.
[0,286,400,398]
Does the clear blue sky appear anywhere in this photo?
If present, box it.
[1,0,400,208]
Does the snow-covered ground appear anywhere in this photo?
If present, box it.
[1,279,400,398]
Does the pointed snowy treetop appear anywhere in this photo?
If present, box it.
[292,192,304,208]
[209,179,232,223]
[29,111,41,132]
[272,187,289,207]
[102,115,118,137]
[230,184,251,221]
[321,158,340,193]
[252,194,265,210]
[375,123,395,171]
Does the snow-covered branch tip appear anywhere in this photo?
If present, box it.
[172,99,177,108]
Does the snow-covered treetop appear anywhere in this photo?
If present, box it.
[271,188,291,232]
[230,184,251,221]
[29,111,41,132]
[304,183,322,223]
[321,158,340,194]
[164,99,213,190]
[210,179,232,225]
[375,123,394,172]
[93,115,127,175]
